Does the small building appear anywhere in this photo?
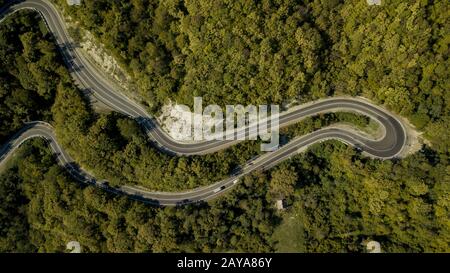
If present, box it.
[67,0,81,6]
[366,241,382,253]
[275,199,285,211]
[367,0,382,5]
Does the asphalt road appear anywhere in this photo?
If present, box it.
[0,0,408,206]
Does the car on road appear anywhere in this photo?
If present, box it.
[98,180,109,187]
[213,186,226,193]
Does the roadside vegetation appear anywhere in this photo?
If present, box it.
[52,80,380,191]
[52,0,448,154]
[1,137,447,252]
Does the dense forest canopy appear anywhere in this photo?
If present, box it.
[53,0,449,154]
[0,1,448,253]
[0,10,70,143]
[1,138,447,252]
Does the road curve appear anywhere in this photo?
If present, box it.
[0,0,408,206]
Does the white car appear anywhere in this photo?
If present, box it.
[213,186,226,193]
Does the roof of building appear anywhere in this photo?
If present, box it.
[67,0,81,6]
[367,0,382,5]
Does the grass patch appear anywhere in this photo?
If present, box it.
[271,211,306,253]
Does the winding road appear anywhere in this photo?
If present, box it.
[0,0,408,206]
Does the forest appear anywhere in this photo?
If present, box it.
[52,0,449,155]
[0,0,448,252]
[1,134,447,252]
